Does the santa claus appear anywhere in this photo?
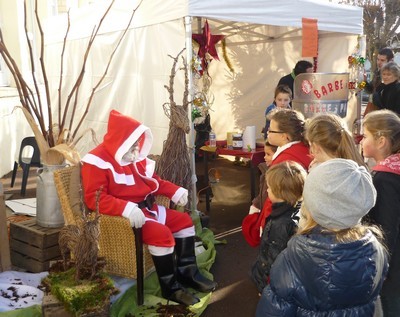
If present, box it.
[81,109,216,305]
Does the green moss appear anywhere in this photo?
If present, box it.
[42,268,119,316]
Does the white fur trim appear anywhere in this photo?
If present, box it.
[121,202,138,218]
[173,226,195,238]
[157,205,166,224]
[171,187,187,204]
[148,245,174,256]
[132,160,159,193]
[144,158,155,178]
[115,125,153,165]
[82,154,136,185]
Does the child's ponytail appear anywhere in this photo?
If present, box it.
[305,113,366,167]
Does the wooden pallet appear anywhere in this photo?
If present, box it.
[10,219,62,272]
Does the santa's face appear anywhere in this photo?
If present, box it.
[122,142,140,162]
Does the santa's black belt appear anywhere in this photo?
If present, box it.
[137,194,155,209]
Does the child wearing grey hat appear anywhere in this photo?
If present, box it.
[302,158,375,229]
[256,158,388,317]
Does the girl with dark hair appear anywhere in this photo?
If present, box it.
[362,109,400,316]
[267,108,311,169]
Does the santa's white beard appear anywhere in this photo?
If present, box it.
[122,150,139,162]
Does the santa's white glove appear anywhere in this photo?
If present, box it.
[124,205,146,228]
[249,205,260,215]
[177,190,188,206]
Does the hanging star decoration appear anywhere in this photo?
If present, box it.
[192,20,224,75]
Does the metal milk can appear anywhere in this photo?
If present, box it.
[36,164,65,228]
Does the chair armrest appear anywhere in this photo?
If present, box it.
[155,195,170,208]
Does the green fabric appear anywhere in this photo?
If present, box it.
[0,218,217,317]
[110,227,217,317]
[0,305,42,317]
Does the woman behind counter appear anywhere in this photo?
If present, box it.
[372,61,400,115]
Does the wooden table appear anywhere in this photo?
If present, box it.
[200,142,265,212]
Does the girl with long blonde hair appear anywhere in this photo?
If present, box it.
[305,112,366,168]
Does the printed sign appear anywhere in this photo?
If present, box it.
[292,73,349,118]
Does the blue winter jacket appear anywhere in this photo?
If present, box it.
[256,226,388,317]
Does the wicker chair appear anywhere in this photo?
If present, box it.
[53,165,168,304]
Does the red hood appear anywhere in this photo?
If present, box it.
[103,110,153,166]
[373,153,400,176]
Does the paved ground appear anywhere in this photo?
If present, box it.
[196,156,260,316]
[2,155,261,316]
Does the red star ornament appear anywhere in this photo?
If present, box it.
[192,20,224,73]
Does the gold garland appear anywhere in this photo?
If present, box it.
[222,39,234,73]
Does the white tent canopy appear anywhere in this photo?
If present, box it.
[188,0,362,34]
[44,0,363,156]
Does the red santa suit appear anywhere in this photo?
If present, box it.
[81,110,194,254]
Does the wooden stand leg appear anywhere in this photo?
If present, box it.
[134,227,144,306]
[0,185,11,272]
[203,152,211,212]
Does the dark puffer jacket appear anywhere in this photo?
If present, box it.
[373,81,400,115]
[256,227,388,317]
[251,202,299,293]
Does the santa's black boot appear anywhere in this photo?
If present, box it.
[175,237,217,293]
[152,253,200,306]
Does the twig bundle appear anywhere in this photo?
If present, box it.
[0,0,141,164]
[156,49,192,195]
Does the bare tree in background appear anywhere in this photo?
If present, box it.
[333,0,400,70]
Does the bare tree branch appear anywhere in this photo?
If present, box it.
[0,0,143,164]
[71,0,143,141]
[24,1,43,122]
[57,10,71,129]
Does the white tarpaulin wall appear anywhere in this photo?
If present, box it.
[44,0,363,156]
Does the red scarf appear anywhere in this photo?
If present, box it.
[373,153,400,176]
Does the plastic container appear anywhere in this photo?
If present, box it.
[209,130,216,147]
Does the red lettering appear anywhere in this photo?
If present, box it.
[314,90,321,99]
[321,86,328,96]
[335,80,339,90]
[328,83,333,92]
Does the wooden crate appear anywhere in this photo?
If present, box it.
[10,219,62,272]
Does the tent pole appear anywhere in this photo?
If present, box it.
[184,16,198,214]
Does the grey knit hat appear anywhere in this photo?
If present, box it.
[303,158,376,230]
